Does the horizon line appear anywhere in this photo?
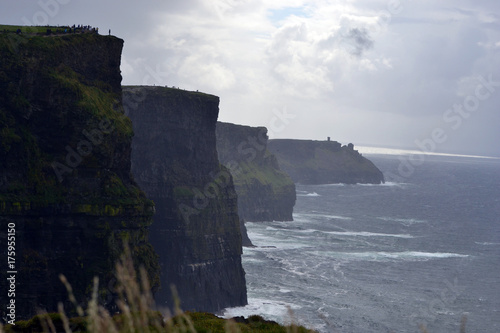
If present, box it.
[356,146,500,160]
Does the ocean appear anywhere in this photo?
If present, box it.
[223,152,500,332]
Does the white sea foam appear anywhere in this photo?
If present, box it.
[278,288,292,293]
[292,228,413,238]
[245,229,312,250]
[357,181,410,187]
[242,256,265,264]
[379,251,469,259]
[312,251,469,261]
[297,192,321,197]
[475,242,500,246]
[324,231,414,238]
[316,182,404,187]
[377,216,427,226]
[292,214,311,223]
[296,213,352,221]
[309,181,410,187]
[222,298,301,323]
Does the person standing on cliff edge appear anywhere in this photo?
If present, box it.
[109,29,111,36]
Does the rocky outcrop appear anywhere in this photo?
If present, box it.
[0,33,159,320]
[123,87,247,313]
[216,122,296,222]
[268,139,385,184]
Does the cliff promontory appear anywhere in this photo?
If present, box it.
[123,87,247,313]
[216,122,296,222]
[268,139,384,184]
[0,31,159,320]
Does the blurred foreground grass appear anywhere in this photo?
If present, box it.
[0,245,315,333]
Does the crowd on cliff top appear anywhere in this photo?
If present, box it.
[2,25,108,36]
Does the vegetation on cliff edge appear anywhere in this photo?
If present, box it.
[0,30,144,210]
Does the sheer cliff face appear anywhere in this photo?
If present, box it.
[216,122,296,222]
[268,139,385,185]
[0,34,159,319]
[123,87,247,312]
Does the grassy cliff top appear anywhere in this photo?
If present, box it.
[0,24,101,34]
[1,24,65,32]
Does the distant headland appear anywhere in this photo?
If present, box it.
[268,139,385,185]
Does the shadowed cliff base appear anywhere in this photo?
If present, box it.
[2,246,315,332]
[268,139,385,185]
[123,86,247,313]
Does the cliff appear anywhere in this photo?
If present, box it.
[0,31,159,320]
[268,139,385,184]
[216,122,296,222]
[122,87,247,312]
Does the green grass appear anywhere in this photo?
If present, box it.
[2,312,315,333]
[0,25,59,33]
[187,312,314,333]
[0,25,93,35]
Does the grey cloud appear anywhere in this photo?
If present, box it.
[319,25,374,57]
[3,0,500,157]
[340,27,374,57]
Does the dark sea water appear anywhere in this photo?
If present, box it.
[223,153,500,333]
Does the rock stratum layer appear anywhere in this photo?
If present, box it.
[268,139,384,185]
[123,87,247,312]
[216,122,296,222]
[0,33,159,320]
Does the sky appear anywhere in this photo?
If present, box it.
[2,0,500,157]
